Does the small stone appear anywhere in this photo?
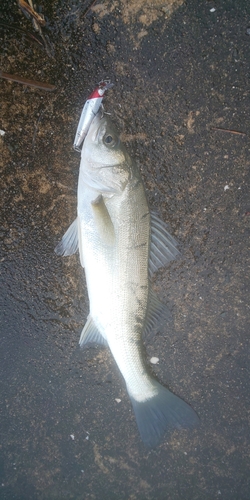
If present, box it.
[150,357,159,364]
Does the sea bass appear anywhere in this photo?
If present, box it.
[55,111,199,447]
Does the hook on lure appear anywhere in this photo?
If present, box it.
[73,80,114,152]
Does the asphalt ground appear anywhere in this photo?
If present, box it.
[0,0,250,498]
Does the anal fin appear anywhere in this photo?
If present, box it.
[79,315,108,348]
[55,218,78,256]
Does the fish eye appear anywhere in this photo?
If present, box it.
[103,132,119,148]
[105,135,113,144]
[102,130,119,149]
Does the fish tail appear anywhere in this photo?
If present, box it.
[129,381,199,448]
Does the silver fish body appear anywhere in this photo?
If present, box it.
[55,111,199,447]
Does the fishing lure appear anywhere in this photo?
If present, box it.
[73,80,114,152]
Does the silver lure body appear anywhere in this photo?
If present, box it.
[55,112,199,447]
[73,81,113,152]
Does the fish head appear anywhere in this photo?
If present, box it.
[80,112,132,194]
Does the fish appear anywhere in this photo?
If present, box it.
[55,110,199,448]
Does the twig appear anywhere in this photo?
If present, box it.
[16,0,54,58]
[211,127,246,136]
[27,0,43,32]
[0,21,45,46]
[17,0,46,27]
[82,0,98,18]
[0,70,56,91]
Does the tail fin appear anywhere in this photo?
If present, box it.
[129,381,199,448]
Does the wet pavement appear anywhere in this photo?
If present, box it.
[0,0,250,498]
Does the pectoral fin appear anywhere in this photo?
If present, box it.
[91,195,115,246]
[83,170,120,194]
[79,315,108,347]
[54,218,78,256]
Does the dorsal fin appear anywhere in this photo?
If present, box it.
[149,212,180,276]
